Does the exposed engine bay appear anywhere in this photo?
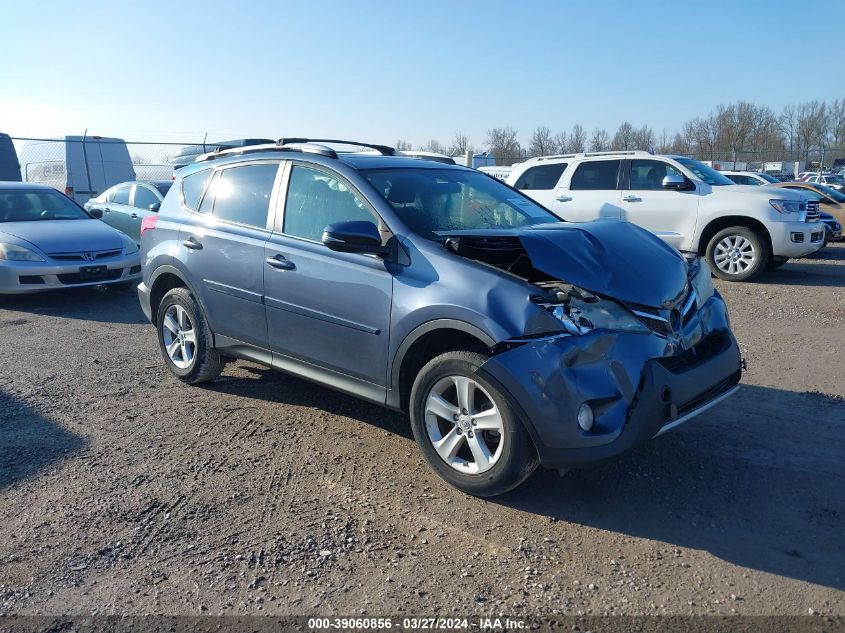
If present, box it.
[442,228,713,341]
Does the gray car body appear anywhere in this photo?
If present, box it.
[138,151,742,469]
[0,183,141,294]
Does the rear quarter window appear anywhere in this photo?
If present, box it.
[181,169,213,211]
[513,163,567,190]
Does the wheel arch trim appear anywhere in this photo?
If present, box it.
[387,319,497,408]
[147,264,207,326]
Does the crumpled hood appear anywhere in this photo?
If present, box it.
[0,219,124,254]
[440,220,689,308]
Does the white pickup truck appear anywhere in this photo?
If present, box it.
[505,150,823,280]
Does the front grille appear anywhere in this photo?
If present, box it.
[806,200,820,221]
[49,249,122,261]
[633,306,671,336]
[57,269,122,284]
[629,288,698,337]
[676,371,740,418]
[658,331,727,374]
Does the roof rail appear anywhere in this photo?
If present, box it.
[582,150,653,157]
[531,153,577,162]
[195,141,340,163]
[530,149,654,162]
[278,138,397,156]
[195,138,398,163]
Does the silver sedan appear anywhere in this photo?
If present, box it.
[0,183,141,294]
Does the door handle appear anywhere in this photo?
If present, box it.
[130,213,138,219]
[623,195,642,202]
[103,208,110,213]
[266,255,295,271]
[182,237,203,250]
[555,195,573,202]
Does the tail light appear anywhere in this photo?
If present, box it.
[140,215,158,236]
[64,186,74,196]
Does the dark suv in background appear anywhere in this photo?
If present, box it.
[138,139,742,496]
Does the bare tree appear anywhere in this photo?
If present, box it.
[830,99,845,148]
[655,129,672,154]
[669,131,692,155]
[421,139,447,154]
[554,131,569,153]
[528,125,556,157]
[486,126,521,165]
[796,100,828,161]
[447,131,473,157]
[632,125,655,151]
[611,122,636,150]
[395,139,413,151]
[779,104,799,159]
[588,128,609,152]
[569,124,587,153]
[690,114,720,161]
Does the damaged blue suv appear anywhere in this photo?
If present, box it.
[138,139,742,496]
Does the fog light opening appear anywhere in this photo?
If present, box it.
[577,403,594,431]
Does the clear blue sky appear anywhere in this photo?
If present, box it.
[2,0,843,147]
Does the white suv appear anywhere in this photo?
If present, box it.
[506,151,823,281]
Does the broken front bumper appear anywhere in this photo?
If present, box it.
[480,294,742,469]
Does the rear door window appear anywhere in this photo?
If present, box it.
[513,163,567,190]
[111,185,131,205]
[569,160,621,190]
[204,163,279,229]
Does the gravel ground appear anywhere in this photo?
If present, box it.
[0,243,843,618]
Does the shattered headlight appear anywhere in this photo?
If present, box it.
[532,283,649,335]
[550,303,593,335]
[689,257,715,306]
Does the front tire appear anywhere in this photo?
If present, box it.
[409,351,538,497]
[156,287,221,384]
[706,226,768,281]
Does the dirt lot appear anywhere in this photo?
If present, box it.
[0,244,843,619]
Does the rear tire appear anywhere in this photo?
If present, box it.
[706,227,768,281]
[155,287,221,384]
[409,350,538,497]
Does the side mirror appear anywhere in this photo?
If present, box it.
[89,208,103,219]
[322,220,387,255]
[662,174,695,191]
[149,202,161,212]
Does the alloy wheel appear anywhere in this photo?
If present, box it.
[714,235,756,275]
[161,304,196,369]
[424,375,504,474]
